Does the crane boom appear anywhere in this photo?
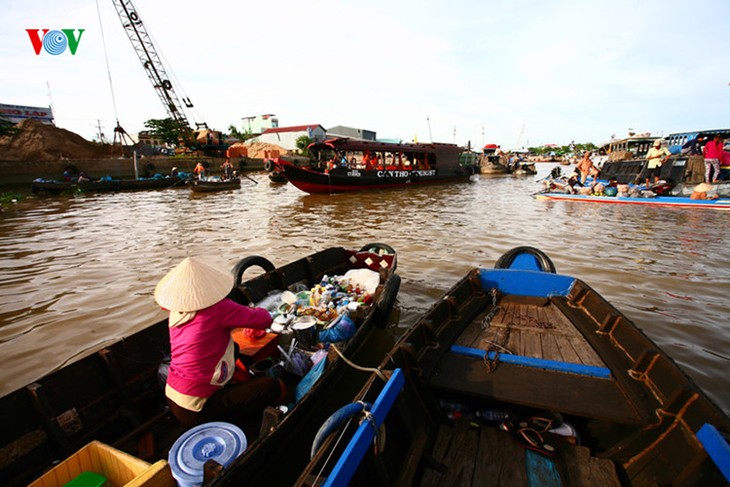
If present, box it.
[110,0,195,141]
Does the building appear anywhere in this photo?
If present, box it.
[255,124,326,151]
[241,114,278,135]
[326,125,376,141]
[0,103,54,125]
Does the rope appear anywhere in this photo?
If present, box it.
[330,343,389,382]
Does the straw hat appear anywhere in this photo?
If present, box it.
[694,183,712,193]
[154,257,233,312]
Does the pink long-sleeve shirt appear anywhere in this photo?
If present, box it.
[703,140,724,160]
[166,299,271,409]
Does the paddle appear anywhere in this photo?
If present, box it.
[240,173,258,185]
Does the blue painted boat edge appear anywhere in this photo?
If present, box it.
[696,423,730,482]
[451,345,613,379]
[323,369,405,487]
[479,268,575,298]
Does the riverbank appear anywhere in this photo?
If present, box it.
[0,156,266,187]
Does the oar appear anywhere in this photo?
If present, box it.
[240,173,258,185]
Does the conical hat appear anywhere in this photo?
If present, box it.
[154,257,233,312]
[694,183,712,192]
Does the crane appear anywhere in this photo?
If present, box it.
[110,0,226,154]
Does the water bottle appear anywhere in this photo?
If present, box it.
[475,409,511,423]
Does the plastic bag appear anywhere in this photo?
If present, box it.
[295,356,326,402]
[319,315,356,343]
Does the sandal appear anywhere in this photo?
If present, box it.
[500,420,556,457]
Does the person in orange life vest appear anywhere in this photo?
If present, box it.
[362,151,374,170]
[193,162,206,181]
[154,257,283,429]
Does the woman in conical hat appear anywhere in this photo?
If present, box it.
[155,257,281,428]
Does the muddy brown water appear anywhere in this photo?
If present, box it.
[0,165,728,414]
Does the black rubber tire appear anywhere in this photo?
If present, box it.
[494,246,556,273]
[264,160,274,172]
[231,256,276,286]
[359,242,396,255]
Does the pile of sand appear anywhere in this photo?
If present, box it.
[0,119,113,161]
[242,141,288,159]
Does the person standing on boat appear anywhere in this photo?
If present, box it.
[221,158,233,180]
[154,257,283,430]
[193,162,207,181]
[576,152,599,184]
[644,140,671,188]
[702,134,724,183]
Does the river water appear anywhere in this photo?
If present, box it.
[1,165,728,414]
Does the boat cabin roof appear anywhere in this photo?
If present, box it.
[308,137,460,154]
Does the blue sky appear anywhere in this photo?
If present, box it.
[3,0,729,149]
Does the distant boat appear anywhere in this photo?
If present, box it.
[31,175,189,194]
[190,177,241,193]
[268,137,478,194]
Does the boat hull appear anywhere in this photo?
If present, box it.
[281,163,473,194]
[31,176,188,194]
[536,192,730,210]
[190,178,241,192]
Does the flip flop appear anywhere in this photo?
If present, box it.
[500,420,556,457]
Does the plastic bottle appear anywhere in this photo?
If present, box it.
[475,409,511,423]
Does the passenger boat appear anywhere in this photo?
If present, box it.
[535,192,730,210]
[31,175,189,194]
[267,137,478,194]
[190,177,241,192]
[478,144,510,175]
[0,244,400,486]
[294,247,730,486]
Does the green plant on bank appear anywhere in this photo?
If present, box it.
[0,119,20,137]
[296,135,312,156]
[0,192,22,206]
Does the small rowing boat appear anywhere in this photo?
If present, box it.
[295,247,730,486]
[190,177,241,192]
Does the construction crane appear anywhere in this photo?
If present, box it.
[110,0,226,155]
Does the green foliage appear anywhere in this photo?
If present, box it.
[227,124,254,142]
[0,192,22,205]
[143,118,188,145]
[296,135,312,155]
[0,119,19,137]
[527,142,597,156]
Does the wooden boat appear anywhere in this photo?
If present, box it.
[0,244,400,486]
[535,192,730,210]
[600,129,730,197]
[268,137,478,194]
[190,177,241,192]
[294,247,730,486]
[31,176,189,194]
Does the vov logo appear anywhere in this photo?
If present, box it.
[26,29,85,55]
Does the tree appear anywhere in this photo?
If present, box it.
[227,124,254,142]
[296,135,312,155]
[0,119,19,137]
[143,118,187,145]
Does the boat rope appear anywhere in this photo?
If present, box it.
[481,288,509,373]
[330,343,389,382]
[95,0,121,127]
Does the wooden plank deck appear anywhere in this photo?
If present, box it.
[420,419,620,486]
[454,297,605,368]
